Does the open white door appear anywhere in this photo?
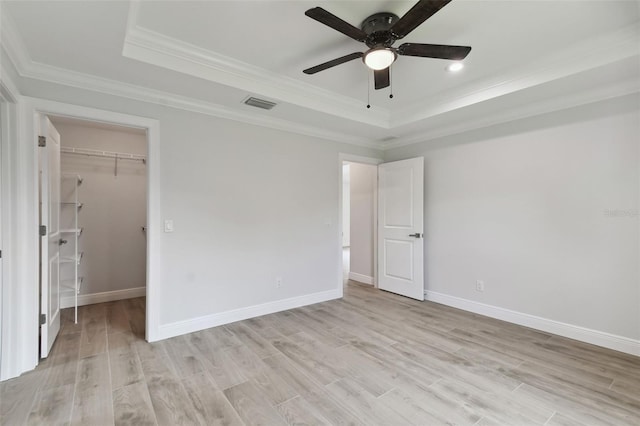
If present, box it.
[377,157,424,300]
[39,116,62,358]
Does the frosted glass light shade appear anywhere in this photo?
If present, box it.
[363,48,396,70]
[446,62,464,72]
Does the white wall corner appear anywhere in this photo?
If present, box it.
[155,289,341,342]
[425,290,640,357]
[0,9,31,74]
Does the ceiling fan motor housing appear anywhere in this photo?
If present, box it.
[361,13,399,48]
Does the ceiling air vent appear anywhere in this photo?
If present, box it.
[243,97,277,110]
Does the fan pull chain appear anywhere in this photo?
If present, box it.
[389,67,394,99]
[366,71,371,109]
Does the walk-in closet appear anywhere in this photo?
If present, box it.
[51,116,147,320]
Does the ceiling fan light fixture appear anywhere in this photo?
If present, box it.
[446,62,464,72]
[363,48,396,70]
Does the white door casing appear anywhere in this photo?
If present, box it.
[377,157,424,300]
[0,103,3,369]
[39,116,61,357]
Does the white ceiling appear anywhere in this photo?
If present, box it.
[2,1,639,149]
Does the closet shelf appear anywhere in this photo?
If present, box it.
[61,228,83,236]
[61,147,146,163]
[62,173,83,185]
[60,172,83,324]
[61,277,83,294]
[61,202,83,209]
[60,252,83,265]
[62,147,145,176]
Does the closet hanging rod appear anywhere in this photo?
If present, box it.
[61,146,146,163]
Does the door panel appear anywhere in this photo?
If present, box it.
[382,167,414,227]
[384,239,414,281]
[378,158,424,300]
[40,116,61,358]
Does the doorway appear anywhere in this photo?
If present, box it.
[38,114,149,359]
[0,98,159,379]
[339,154,425,301]
[342,161,378,287]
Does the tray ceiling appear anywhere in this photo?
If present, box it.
[2,1,639,149]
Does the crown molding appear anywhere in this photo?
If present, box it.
[28,61,383,149]
[391,23,640,128]
[0,10,382,150]
[122,25,390,128]
[382,76,640,150]
[2,3,638,153]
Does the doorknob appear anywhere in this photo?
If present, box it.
[408,233,423,238]
[59,239,68,245]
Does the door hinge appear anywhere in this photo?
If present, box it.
[39,225,47,236]
[38,136,46,147]
[40,313,46,325]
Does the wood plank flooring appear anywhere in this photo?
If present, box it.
[2,282,639,425]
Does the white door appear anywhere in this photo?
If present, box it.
[39,116,61,357]
[377,157,424,300]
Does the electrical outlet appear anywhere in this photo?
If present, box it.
[476,280,485,292]
[276,277,283,288]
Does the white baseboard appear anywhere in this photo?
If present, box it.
[61,287,146,309]
[348,272,373,285]
[425,290,640,356]
[157,288,341,341]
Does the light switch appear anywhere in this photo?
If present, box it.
[164,219,174,233]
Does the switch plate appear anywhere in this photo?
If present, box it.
[164,220,174,233]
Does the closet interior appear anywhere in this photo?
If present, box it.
[52,116,148,320]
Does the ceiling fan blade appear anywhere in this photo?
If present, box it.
[374,68,390,90]
[305,7,367,42]
[391,0,452,39]
[303,52,364,75]
[398,43,471,60]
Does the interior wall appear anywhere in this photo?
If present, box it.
[384,94,640,342]
[349,162,377,284]
[342,163,350,247]
[54,120,147,300]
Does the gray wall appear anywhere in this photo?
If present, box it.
[384,94,640,340]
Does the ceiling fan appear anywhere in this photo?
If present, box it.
[303,0,471,90]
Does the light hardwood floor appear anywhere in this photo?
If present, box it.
[2,282,639,425]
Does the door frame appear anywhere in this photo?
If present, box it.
[17,97,160,372]
[337,153,382,297]
[37,116,62,357]
[0,77,19,381]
